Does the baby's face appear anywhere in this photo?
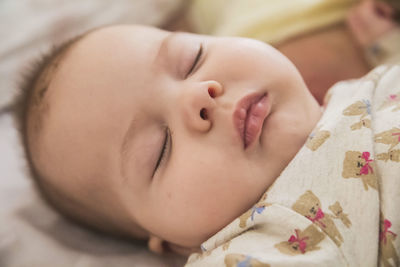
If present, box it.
[38,25,321,248]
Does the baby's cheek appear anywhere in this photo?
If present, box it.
[164,174,240,236]
[162,148,264,244]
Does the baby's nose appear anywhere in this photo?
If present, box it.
[184,80,224,133]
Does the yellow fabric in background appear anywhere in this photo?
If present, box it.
[188,0,359,45]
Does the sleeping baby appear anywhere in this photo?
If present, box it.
[10,22,400,267]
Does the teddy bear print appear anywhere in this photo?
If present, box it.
[328,201,352,228]
[379,216,399,267]
[342,151,378,191]
[342,100,372,131]
[343,100,371,118]
[379,93,400,112]
[350,118,371,131]
[375,127,400,151]
[306,126,331,151]
[224,253,270,267]
[222,240,231,251]
[239,202,270,228]
[275,225,325,255]
[377,149,400,162]
[292,190,345,246]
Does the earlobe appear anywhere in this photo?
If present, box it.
[148,235,165,254]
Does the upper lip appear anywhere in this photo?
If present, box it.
[233,92,268,149]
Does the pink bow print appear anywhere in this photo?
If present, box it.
[392,132,400,142]
[306,208,326,228]
[288,229,309,254]
[360,151,373,175]
[380,219,397,245]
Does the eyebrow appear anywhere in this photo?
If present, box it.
[153,32,176,67]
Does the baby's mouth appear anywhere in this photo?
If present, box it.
[233,92,270,149]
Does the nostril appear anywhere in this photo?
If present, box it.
[200,108,208,120]
[208,88,216,98]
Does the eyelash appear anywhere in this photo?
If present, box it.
[155,127,170,172]
[186,43,203,77]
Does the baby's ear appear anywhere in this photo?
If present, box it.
[148,235,165,254]
[148,235,200,256]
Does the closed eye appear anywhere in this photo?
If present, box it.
[186,43,203,78]
[154,127,170,175]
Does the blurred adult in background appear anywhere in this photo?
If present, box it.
[166,0,400,104]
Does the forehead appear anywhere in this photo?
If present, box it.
[48,25,170,126]
[67,25,168,74]
[48,25,169,110]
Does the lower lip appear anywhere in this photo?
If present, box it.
[243,95,269,148]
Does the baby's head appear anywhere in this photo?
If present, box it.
[12,25,321,254]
